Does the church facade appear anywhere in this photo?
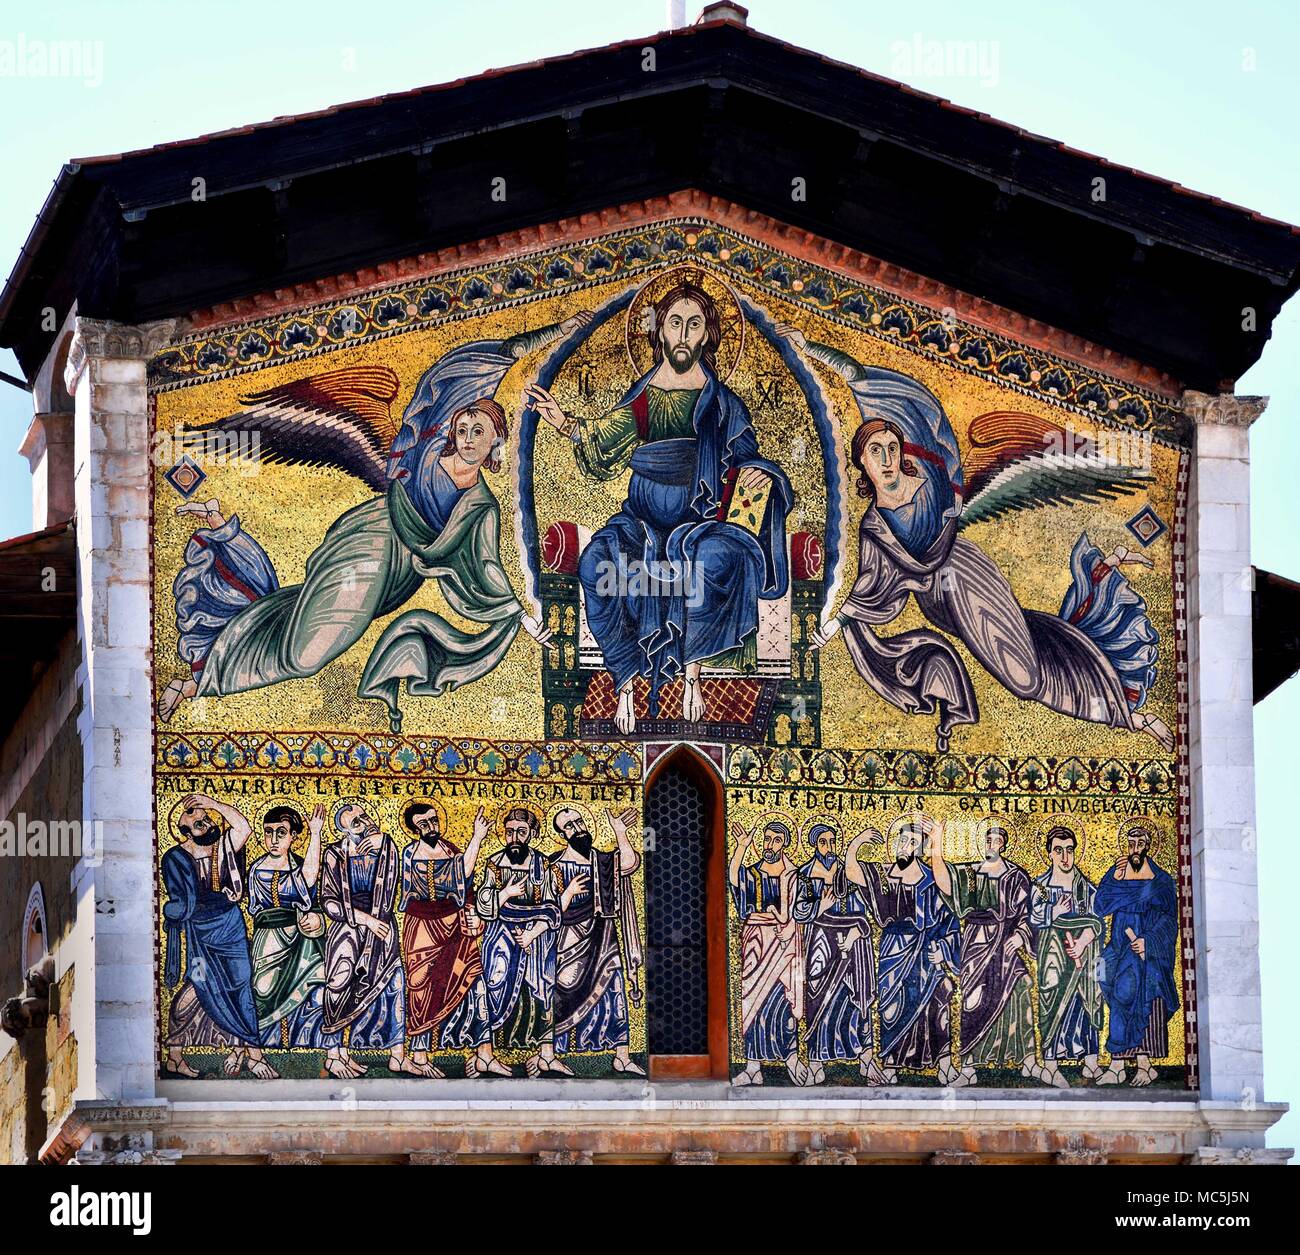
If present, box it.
[1,7,1296,1163]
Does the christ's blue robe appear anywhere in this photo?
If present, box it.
[577,367,792,714]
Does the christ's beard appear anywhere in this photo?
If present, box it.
[505,842,530,865]
[664,342,703,373]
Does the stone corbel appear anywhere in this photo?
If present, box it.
[930,1149,981,1165]
[534,1149,593,1165]
[0,954,55,1041]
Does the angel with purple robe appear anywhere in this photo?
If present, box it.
[776,326,1172,754]
[156,315,594,731]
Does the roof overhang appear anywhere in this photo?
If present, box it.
[3,18,1298,389]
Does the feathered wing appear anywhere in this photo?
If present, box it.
[959,410,1151,529]
[191,365,401,492]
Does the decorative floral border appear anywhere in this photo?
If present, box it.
[147,216,1188,446]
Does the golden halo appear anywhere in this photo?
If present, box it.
[1116,817,1162,862]
[398,797,447,839]
[801,816,843,862]
[625,265,746,383]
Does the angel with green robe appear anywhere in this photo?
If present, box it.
[158,314,592,730]
[776,325,1173,755]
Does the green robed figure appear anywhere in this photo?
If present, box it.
[158,314,592,730]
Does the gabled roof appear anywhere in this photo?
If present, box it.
[3,13,1298,389]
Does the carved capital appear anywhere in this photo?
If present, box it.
[930,1149,981,1165]
[1182,390,1268,428]
[63,317,188,392]
[534,1150,593,1165]
[409,1150,459,1165]
[267,1150,323,1165]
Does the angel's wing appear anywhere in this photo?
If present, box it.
[959,410,1150,529]
[193,365,401,492]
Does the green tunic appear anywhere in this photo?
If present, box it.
[572,386,699,479]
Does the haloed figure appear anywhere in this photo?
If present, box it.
[161,794,272,1079]
[527,277,792,733]
[1029,825,1103,1086]
[1093,824,1178,1087]
[476,808,564,1075]
[729,819,805,1086]
[248,803,339,1055]
[930,822,1036,1087]
[318,803,410,1078]
[398,802,501,1078]
[793,823,879,1084]
[549,806,644,1075]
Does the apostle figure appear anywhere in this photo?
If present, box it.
[398,802,494,1078]
[780,326,1173,755]
[729,817,805,1086]
[845,817,958,1081]
[548,805,645,1075]
[792,821,878,1083]
[157,317,594,730]
[319,802,410,1077]
[247,803,338,1056]
[161,794,272,1079]
[1028,824,1103,1086]
[1093,822,1179,1087]
[476,807,564,1076]
[526,270,792,731]
[930,821,1036,1086]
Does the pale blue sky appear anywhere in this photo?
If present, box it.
[1,0,1295,1145]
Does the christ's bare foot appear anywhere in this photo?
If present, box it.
[614,681,636,734]
[683,674,706,722]
[159,677,197,722]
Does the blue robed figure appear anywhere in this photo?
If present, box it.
[1093,835,1179,1067]
[162,833,259,1048]
[527,275,792,730]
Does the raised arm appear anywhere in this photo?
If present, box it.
[774,323,866,382]
[927,823,952,899]
[302,804,324,887]
[728,821,753,888]
[464,806,490,877]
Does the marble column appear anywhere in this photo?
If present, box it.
[1182,390,1268,1117]
[64,318,182,1105]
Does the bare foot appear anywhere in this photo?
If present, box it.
[246,1057,280,1080]
[159,677,198,722]
[162,1052,199,1078]
[1133,711,1174,752]
[683,675,706,722]
[614,681,636,734]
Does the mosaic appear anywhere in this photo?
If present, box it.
[151,215,1191,1086]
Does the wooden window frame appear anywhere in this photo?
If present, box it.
[645,745,729,1080]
